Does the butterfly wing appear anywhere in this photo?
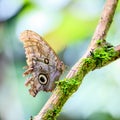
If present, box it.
[20,30,65,97]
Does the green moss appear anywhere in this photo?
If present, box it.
[43,79,81,120]
[43,78,81,120]
[82,57,96,71]
[81,42,118,71]
[96,40,113,48]
[58,79,80,95]
[43,106,61,120]
[90,43,118,68]
[96,39,106,46]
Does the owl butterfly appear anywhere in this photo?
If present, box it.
[20,30,65,97]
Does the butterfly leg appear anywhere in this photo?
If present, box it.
[23,67,34,76]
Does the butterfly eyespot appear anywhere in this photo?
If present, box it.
[38,74,48,85]
[44,58,49,64]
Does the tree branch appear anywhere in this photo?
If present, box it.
[86,0,118,56]
[92,0,118,41]
[33,0,119,120]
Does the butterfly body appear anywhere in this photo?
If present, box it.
[20,30,65,97]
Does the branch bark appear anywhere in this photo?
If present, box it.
[85,0,118,56]
[33,0,119,120]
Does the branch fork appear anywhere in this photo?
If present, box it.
[32,0,120,120]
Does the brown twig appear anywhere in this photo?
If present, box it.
[33,0,119,120]
[91,0,118,43]
[86,0,118,56]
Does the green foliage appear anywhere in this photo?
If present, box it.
[46,12,98,45]
[17,1,37,19]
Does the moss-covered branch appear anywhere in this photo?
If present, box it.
[33,0,119,120]
[34,42,120,120]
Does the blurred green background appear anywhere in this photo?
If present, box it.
[0,0,120,120]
